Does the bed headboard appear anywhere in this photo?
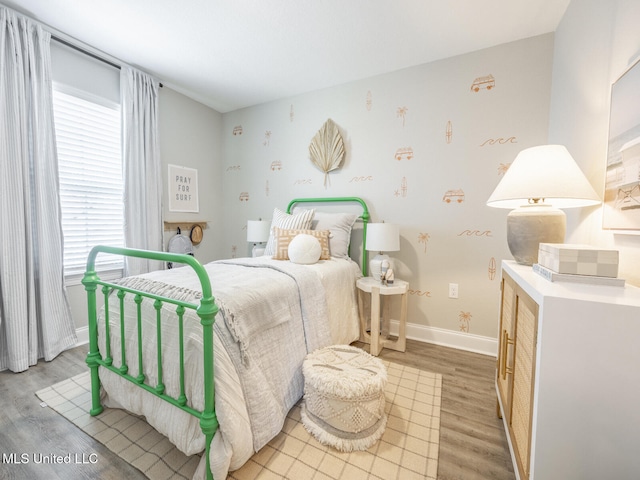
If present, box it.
[286,197,370,276]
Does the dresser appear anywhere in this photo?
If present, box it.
[496,260,640,480]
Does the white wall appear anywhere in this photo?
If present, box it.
[549,0,640,286]
[159,87,225,264]
[221,34,555,354]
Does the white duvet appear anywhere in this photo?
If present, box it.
[96,256,361,479]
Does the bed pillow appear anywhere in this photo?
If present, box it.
[287,234,322,265]
[264,207,315,256]
[311,211,358,259]
[272,228,330,260]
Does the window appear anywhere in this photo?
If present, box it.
[53,87,124,281]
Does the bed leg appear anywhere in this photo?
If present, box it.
[86,353,103,416]
[199,296,219,480]
[200,393,217,480]
[204,429,214,480]
[83,270,104,416]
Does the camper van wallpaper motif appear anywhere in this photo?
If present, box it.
[270,160,282,171]
[470,74,495,92]
[395,147,413,161]
[443,189,465,203]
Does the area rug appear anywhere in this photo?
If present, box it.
[36,360,441,479]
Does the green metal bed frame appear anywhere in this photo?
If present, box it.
[83,197,369,480]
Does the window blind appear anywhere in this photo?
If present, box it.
[53,88,124,277]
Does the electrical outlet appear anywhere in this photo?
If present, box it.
[449,283,459,299]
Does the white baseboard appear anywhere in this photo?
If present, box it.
[75,326,89,346]
[389,320,497,357]
[76,322,498,357]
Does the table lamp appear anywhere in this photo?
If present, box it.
[247,219,271,257]
[366,222,400,280]
[486,145,600,265]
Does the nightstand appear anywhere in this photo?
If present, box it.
[356,277,408,356]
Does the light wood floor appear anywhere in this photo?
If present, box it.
[0,341,514,479]
[358,340,515,480]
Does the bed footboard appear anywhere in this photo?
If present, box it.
[82,246,218,480]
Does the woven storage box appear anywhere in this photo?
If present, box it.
[538,243,619,277]
[301,345,387,452]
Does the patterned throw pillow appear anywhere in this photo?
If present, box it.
[273,228,331,260]
[263,208,315,256]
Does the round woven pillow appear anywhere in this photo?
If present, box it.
[301,345,387,452]
[288,234,321,264]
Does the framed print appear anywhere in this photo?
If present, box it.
[168,164,199,213]
[603,59,640,231]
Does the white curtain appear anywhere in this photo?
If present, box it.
[0,8,77,372]
[121,67,163,275]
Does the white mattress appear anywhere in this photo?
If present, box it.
[97,256,361,479]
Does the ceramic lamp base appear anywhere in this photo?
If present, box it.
[507,204,566,265]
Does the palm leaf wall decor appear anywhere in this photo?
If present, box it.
[309,118,345,187]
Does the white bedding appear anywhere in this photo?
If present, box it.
[96,256,361,479]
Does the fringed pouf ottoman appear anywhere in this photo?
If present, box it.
[301,345,387,452]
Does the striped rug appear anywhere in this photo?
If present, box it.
[36,360,441,479]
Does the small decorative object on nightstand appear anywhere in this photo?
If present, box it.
[356,277,408,356]
[382,267,394,285]
[247,219,271,257]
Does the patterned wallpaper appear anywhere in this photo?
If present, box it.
[220,33,554,349]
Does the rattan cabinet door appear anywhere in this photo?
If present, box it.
[497,274,516,421]
[510,286,538,480]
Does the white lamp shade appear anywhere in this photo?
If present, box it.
[366,223,400,252]
[486,145,601,209]
[247,220,271,243]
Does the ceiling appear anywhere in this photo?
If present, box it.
[3,0,571,113]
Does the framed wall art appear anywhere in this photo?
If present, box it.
[168,164,199,213]
[603,58,640,232]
